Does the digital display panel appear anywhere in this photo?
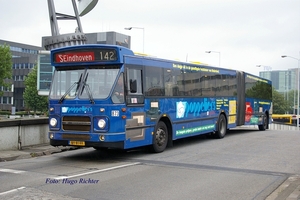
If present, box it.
[53,49,117,63]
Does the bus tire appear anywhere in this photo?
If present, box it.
[258,114,267,131]
[215,114,227,139]
[151,121,168,153]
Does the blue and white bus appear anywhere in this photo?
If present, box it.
[48,44,272,153]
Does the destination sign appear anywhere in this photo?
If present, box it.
[53,49,117,63]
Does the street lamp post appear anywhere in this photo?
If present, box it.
[124,27,145,53]
[256,65,272,71]
[205,51,221,67]
[282,55,300,130]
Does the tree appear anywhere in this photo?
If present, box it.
[23,65,48,115]
[272,87,289,114]
[0,44,12,96]
[287,90,298,114]
[246,81,272,100]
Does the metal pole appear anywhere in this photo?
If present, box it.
[281,55,300,129]
[205,51,221,67]
[218,52,221,67]
[124,27,145,53]
[297,62,299,130]
[142,28,145,53]
[294,80,296,114]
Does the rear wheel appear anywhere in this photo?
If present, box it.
[151,121,168,153]
[215,114,227,139]
[258,114,267,131]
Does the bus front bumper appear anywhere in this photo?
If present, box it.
[49,132,125,149]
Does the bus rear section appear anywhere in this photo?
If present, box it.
[235,71,272,130]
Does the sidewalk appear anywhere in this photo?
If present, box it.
[266,175,300,200]
[0,144,79,162]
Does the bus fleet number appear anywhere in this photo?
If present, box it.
[99,51,116,61]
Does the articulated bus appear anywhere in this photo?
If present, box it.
[48,44,272,153]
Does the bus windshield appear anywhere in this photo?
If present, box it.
[49,66,120,100]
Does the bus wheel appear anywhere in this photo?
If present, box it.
[152,121,168,153]
[258,114,267,131]
[215,114,227,139]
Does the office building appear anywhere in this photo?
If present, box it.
[0,39,43,111]
[259,69,298,93]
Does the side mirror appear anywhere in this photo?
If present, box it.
[130,79,137,93]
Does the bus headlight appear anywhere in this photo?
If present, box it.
[50,118,57,127]
[94,117,109,132]
[98,119,106,129]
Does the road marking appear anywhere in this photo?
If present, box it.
[0,168,26,174]
[0,187,26,196]
[54,162,140,180]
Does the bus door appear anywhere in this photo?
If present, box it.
[123,63,149,148]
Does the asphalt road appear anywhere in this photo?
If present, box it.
[0,127,299,200]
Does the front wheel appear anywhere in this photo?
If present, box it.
[151,121,168,153]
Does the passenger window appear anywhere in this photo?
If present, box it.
[145,67,164,96]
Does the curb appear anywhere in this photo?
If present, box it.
[0,146,80,162]
[266,175,300,200]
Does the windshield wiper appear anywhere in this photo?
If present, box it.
[58,74,82,104]
[81,73,95,104]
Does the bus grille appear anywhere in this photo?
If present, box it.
[62,116,91,132]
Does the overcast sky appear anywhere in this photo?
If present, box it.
[0,0,299,75]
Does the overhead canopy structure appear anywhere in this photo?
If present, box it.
[44,0,98,50]
[38,0,98,95]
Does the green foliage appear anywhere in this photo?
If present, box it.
[286,90,298,114]
[246,81,272,100]
[272,87,289,114]
[0,44,13,96]
[23,65,48,114]
[0,110,10,115]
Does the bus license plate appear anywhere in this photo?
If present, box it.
[69,141,85,146]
